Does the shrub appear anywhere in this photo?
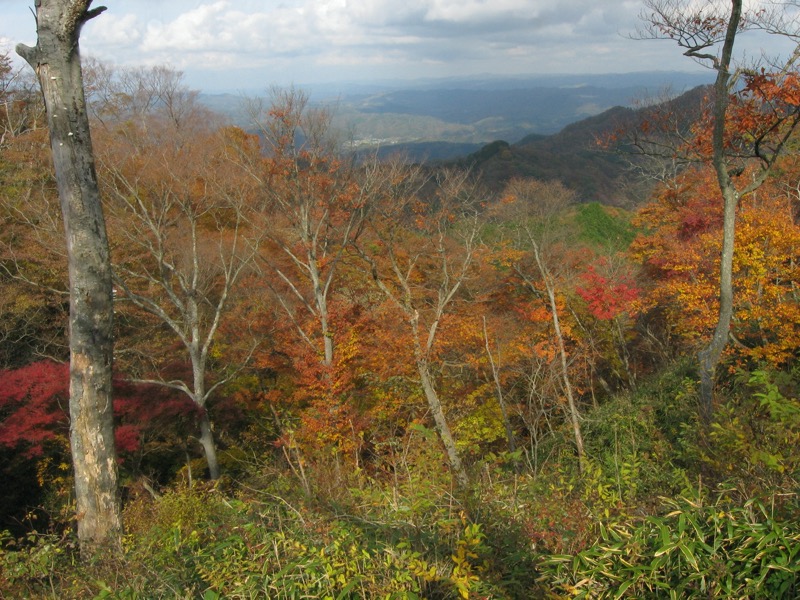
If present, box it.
[539,488,800,599]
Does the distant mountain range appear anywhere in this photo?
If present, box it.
[450,84,710,206]
[200,71,712,146]
[332,72,712,145]
[199,71,714,205]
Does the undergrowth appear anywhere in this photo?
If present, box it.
[2,361,799,599]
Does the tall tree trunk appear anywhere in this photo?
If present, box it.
[417,359,469,488]
[198,411,220,480]
[697,0,742,423]
[410,311,469,487]
[191,346,220,479]
[317,288,335,367]
[17,0,121,553]
[532,243,586,472]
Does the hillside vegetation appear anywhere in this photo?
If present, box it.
[1,55,799,599]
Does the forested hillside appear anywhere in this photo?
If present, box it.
[455,85,711,205]
[1,6,800,595]
[322,71,714,144]
[201,71,714,167]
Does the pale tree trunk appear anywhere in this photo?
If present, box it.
[482,316,516,455]
[17,0,122,553]
[411,312,469,488]
[312,262,335,367]
[191,342,220,480]
[320,305,335,368]
[531,242,586,472]
[418,363,468,487]
[197,411,220,480]
[697,0,742,423]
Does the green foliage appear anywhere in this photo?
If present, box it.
[580,392,688,513]
[115,490,527,599]
[575,202,636,252]
[0,530,71,597]
[540,489,800,599]
[190,519,431,598]
[703,368,800,492]
[0,475,544,599]
[626,358,701,471]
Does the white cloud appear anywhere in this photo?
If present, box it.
[424,0,537,24]
[135,2,322,60]
[142,2,236,52]
[2,0,794,90]
[85,13,143,47]
[21,0,685,79]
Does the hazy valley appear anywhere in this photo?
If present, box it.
[201,71,712,153]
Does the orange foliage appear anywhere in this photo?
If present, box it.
[632,161,800,365]
[682,68,800,170]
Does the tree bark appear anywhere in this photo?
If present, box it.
[409,301,469,487]
[16,0,121,553]
[191,344,221,480]
[417,360,469,488]
[483,316,516,456]
[697,0,742,423]
[531,242,586,472]
[198,410,220,480]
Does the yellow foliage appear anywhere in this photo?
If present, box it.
[632,165,800,365]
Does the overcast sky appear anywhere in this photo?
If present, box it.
[1,1,798,92]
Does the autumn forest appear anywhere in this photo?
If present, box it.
[1,1,800,598]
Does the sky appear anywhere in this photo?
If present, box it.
[1,0,798,92]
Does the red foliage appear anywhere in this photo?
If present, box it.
[576,262,640,321]
[114,424,141,454]
[0,361,198,458]
[0,361,68,457]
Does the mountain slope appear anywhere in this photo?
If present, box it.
[455,85,710,206]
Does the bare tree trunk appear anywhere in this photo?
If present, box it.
[416,356,469,488]
[198,411,220,480]
[316,281,335,367]
[531,242,586,472]
[17,0,121,553]
[483,316,516,455]
[698,0,742,423]
[409,306,469,487]
[191,349,221,480]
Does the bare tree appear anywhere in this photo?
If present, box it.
[96,69,260,479]
[16,0,121,552]
[357,165,483,488]
[638,0,800,420]
[504,178,586,472]
[1,51,45,148]
[247,88,371,371]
